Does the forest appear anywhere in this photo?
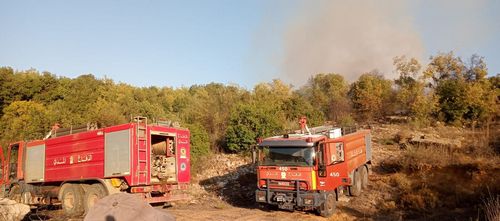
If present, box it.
[0,52,498,163]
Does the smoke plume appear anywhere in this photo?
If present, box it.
[279,0,425,85]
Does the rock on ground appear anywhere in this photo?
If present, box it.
[0,198,30,221]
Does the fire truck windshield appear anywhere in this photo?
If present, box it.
[259,146,314,167]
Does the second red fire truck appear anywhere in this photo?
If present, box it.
[255,118,371,217]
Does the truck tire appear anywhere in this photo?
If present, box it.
[360,166,369,189]
[8,185,22,203]
[61,184,85,217]
[84,184,106,214]
[349,169,362,197]
[318,192,336,217]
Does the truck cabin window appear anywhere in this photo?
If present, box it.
[259,146,315,167]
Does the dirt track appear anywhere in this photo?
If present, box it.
[165,196,390,221]
[166,207,325,221]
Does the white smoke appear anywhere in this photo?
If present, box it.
[279,0,426,85]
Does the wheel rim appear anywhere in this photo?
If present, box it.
[327,194,335,212]
[64,192,75,210]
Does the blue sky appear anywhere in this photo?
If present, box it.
[1,0,499,89]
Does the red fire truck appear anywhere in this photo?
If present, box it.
[254,118,371,217]
[0,117,190,216]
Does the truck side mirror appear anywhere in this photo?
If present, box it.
[317,144,327,177]
[318,164,326,177]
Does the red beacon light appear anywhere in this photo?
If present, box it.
[257,137,263,144]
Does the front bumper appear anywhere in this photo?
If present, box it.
[255,180,326,208]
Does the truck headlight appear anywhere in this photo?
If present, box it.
[256,191,266,202]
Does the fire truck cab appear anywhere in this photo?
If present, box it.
[255,123,371,217]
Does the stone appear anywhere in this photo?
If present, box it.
[0,198,30,221]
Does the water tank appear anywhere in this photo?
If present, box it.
[328,128,342,138]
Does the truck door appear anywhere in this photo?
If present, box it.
[317,141,346,189]
[4,142,24,183]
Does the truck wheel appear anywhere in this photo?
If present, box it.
[318,192,336,217]
[349,169,362,197]
[84,184,106,214]
[361,166,369,189]
[61,184,85,217]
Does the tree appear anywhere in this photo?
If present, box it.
[301,73,350,122]
[393,56,421,114]
[435,79,468,124]
[283,92,325,128]
[225,103,284,152]
[0,101,50,143]
[424,52,496,125]
[424,52,467,87]
[185,123,210,159]
[225,80,292,152]
[349,72,392,121]
[393,56,438,125]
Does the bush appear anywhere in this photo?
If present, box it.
[225,103,284,153]
[186,123,211,159]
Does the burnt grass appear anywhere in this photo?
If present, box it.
[376,125,500,220]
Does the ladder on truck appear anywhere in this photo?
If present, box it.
[134,116,148,185]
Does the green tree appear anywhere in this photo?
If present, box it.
[185,123,211,159]
[301,73,350,122]
[283,92,325,128]
[225,103,284,152]
[349,72,392,121]
[393,56,438,125]
[0,101,50,143]
[424,52,496,125]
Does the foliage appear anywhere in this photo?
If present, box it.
[0,101,50,143]
[349,72,393,121]
[0,51,497,155]
[424,53,499,126]
[393,56,438,126]
[225,103,280,152]
[185,123,211,159]
[301,73,350,122]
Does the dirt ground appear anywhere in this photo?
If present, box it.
[165,193,396,221]
[28,123,499,221]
